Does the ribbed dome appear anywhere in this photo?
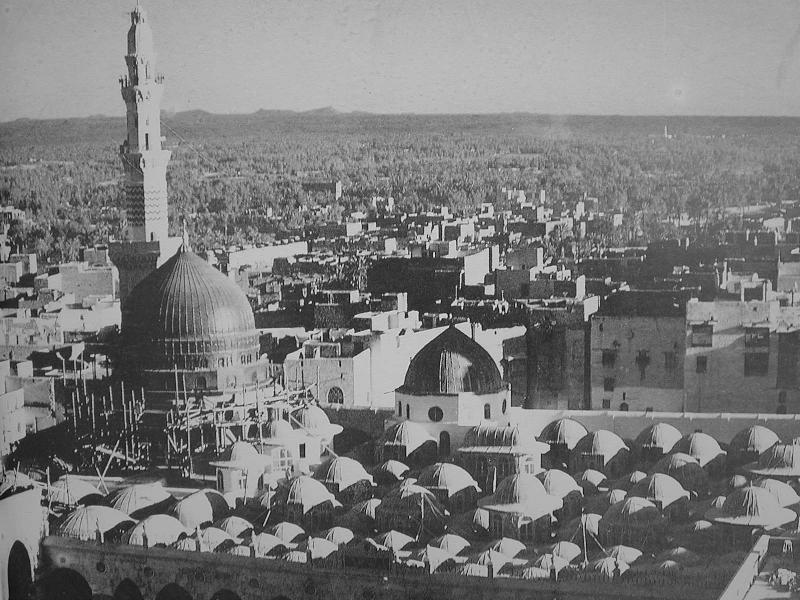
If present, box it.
[537,469,582,498]
[399,326,504,395]
[262,419,298,443]
[125,514,186,547]
[634,423,682,453]
[493,473,551,505]
[292,404,343,437]
[121,246,258,377]
[746,442,800,477]
[286,476,336,511]
[538,418,588,449]
[56,506,134,541]
[315,457,373,490]
[106,482,172,517]
[572,430,628,460]
[706,486,797,527]
[417,463,480,495]
[601,497,661,524]
[754,478,800,507]
[729,426,780,456]
[673,433,725,467]
[381,421,435,453]
[628,474,689,508]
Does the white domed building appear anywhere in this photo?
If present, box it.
[383,326,511,462]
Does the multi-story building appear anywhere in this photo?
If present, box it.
[685,299,800,413]
[591,291,689,412]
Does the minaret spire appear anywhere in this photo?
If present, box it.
[120,1,170,243]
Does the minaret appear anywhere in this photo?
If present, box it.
[120,3,170,243]
[110,3,180,305]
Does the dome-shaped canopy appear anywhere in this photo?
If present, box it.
[406,545,456,572]
[298,537,339,559]
[634,423,682,453]
[121,246,259,377]
[746,443,800,477]
[590,556,630,578]
[577,469,608,494]
[170,489,230,529]
[106,482,172,518]
[549,540,582,562]
[754,478,800,507]
[251,532,289,556]
[215,516,254,538]
[729,426,780,457]
[398,326,504,395]
[381,421,435,454]
[315,457,373,490]
[286,476,337,512]
[373,529,414,551]
[292,404,343,436]
[48,476,99,506]
[573,430,628,460]
[629,474,690,508]
[486,537,526,558]
[196,527,235,552]
[538,418,588,449]
[532,553,570,573]
[612,470,647,491]
[472,549,512,569]
[56,506,134,541]
[268,521,306,544]
[601,497,662,525]
[706,486,796,527]
[417,463,480,496]
[651,453,710,496]
[537,469,582,499]
[321,527,355,546]
[430,533,471,555]
[673,433,725,467]
[0,471,40,498]
[492,473,549,505]
[372,460,410,484]
[607,545,642,564]
[125,514,186,547]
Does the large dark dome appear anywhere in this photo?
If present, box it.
[121,245,259,377]
[398,325,504,395]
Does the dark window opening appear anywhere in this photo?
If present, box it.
[744,353,769,377]
[691,324,713,347]
[696,356,707,374]
[602,349,617,368]
[603,377,615,392]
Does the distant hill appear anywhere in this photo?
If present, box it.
[2,110,800,149]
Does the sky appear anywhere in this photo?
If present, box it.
[2,0,800,120]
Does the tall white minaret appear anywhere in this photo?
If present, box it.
[110,3,181,305]
[120,3,170,243]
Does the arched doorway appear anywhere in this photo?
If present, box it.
[113,579,144,600]
[155,583,193,600]
[35,568,92,600]
[210,590,242,600]
[7,541,31,600]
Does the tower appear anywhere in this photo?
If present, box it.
[120,3,170,244]
[110,3,180,304]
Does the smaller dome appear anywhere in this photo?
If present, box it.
[601,497,662,525]
[56,506,134,541]
[486,537,527,558]
[578,469,608,494]
[673,433,725,467]
[532,553,570,573]
[125,514,186,547]
[399,326,505,395]
[215,516,254,538]
[170,489,230,529]
[268,521,306,543]
[298,537,339,559]
[262,419,298,443]
[196,527,235,552]
[228,441,260,462]
[417,463,480,496]
[707,486,796,527]
[549,540,581,562]
[373,460,410,484]
[373,529,414,551]
[729,426,780,457]
[634,423,682,453]
[629,474,689,508]
[493,473,548,505]
[430,533,471,555]
[0,471,40,498]
[537,469,582,499]
[287,476,337,512]
[651,454,709,496]
[538,418,588,450]
[746,442,800,477]
[381,421,435,454]
[607,545,642,564]
[321,526,355,546]
[107,482,172,518]
[573,430,628,459]
[754,478,800,507]
[590,556,630,579]
[292,404,344,437]
[315,457,373,490]
[48,476,99,506]
[612,470,647,491]
[472,549,512,569]
[251,532,289,556]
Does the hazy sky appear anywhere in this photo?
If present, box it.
[2,0,800,120]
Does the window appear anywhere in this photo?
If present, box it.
[406,404,410,419]
[777,404,788,414]
[327,386,344,404]
[620,402,629,411]
[502,399,507,414]
[299,443,306,459]
[744,327,770,348]
[144,133,149,150]
[397,402,402,417]
[696,356,707,374]
[664,351,677,371]
[439,432,451,457]
[744,353,769,377]
[602,349,617,368]
[196,376,207,389]
[603,377,615,392]
[779,391,787,404]
[428,406,443,422]
[691,324,713,347]
[602,398,611,409]
[484,404,491,419]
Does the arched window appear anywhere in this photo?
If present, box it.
[439,431,451,457]
[397,402,402,416]
[7,541,32,600]
[406,404,410,419]
[619,402,629,411]
[484,404,491,419]
[327,386,344,404]
[428,406,443,422]
[502,399,507,414]
[196,376,207,390]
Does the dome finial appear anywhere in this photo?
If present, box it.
[181,218,191,252]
